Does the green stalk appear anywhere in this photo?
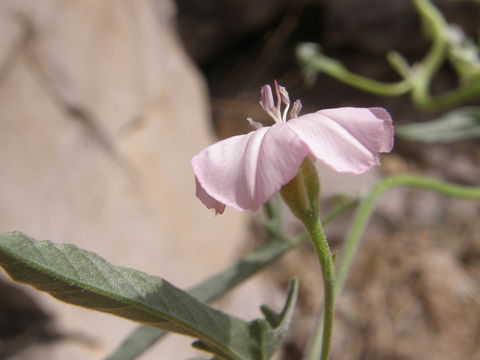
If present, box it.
[307,175,480,360]
[337,175,480,293]
[105,199,356,360]
[303,219,335,360]
[296,44,411,97]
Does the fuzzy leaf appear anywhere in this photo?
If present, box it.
[397,107,480,143]
[0,232,298,360]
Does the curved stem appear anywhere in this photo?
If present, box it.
[407,0,480,112]
[297,44,410,97]
[307,175,480,359]
[399,0,480,111]
[337,175,480,294]
[410,0,448,107]
[413,79,480,112]
[303,219,335,360]
[298,0,480,112]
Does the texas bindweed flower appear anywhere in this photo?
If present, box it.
[192,81,394,215]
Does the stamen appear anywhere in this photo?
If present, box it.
[246,117,263,130]
[259,81,294,123]
[279,86,290,105]
[282,103,290,123]
[273,80,282,116]
[260,84,283,123]
[260,85,275,114]
[290,99,302,119]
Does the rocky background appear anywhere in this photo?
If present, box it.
[1,0,480,359]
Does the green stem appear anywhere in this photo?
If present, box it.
[413,79,480,112]
[307,175,480,359]
[337,175,480,294]
[298,0,480,112]
[105,199,356,360]
[303,219,335,360]
[296,44,410,96]
[401,0,480,111]
[407,0,480,112]
[410,0,448,108]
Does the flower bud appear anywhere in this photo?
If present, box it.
[279,157,320,225]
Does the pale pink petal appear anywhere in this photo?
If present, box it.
[192,125,310,212]
[368,107,394,152]
[316,107,393,154]
[195,177,226,214]
[287,107,393,174]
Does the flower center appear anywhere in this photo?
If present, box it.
[258,81,302,124]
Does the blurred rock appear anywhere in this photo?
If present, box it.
[0,0,250,358]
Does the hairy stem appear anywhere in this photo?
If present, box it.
[304,219,335,360]
[307,174,480,359]
[337,175,480,293]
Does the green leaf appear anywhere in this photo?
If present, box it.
[0,232,298,360]
[397,107,480,143]
[105,198,357,360]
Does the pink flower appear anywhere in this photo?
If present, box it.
[192,82,394,214]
